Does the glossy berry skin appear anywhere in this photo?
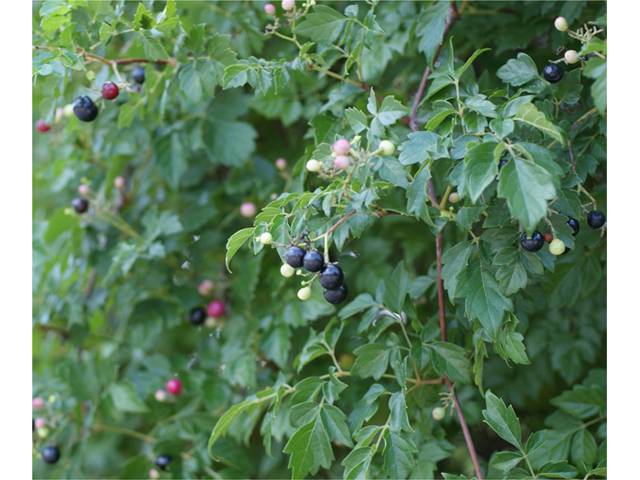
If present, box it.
[73,95,99,122]
[543,64,564,83]
[166,379,182,395]
[324,284,348,305]
[190,307,206,325]
[303,250,324,272]
[207,300,225,318]
[72,198,89,213]
[36,119,51,133]
[42,446,60,464]
[285,246,306,268]
[432,407,445,421]
[101,81,119,100]
[498,158,508,170]
[132,66,145,84]
[587,211,606,229]
[520,231,544,252]
[566,217,580,236]
[543,231,553,243]
[549,239,566,256]
[319,264,344,290]
[156,454,172,471]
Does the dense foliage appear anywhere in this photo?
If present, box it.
[32,1,607,479]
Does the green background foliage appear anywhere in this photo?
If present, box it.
[32,1,606,479]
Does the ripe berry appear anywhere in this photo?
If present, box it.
[73,95,99,122]
[334,155,350,169]
[319,264,344,290]
[275,158,287,170]
[207,300,225,318]
[154,389,167,402]
[297,287,312,301]
[543,64,564,83]
[332,139,351,155]
[555,16,568,32]
[132,66,145,84]
[114,176,126,190]
[33,397,45,409]
[281,264,295,277]
[587,211,606,229]
[448,192,460,204]
[35,119,51,133]
[549,238,566,256]
[240,202,257,218]
[543,231,553,243]
[379,140,395,156]
[285,246,306,268]
[156,454,172,471]
[520,231,544,252]
[264,4,276,15]
[498,158,508,170]
[190,307,206,325]
[303,250,324,272]
[306,159,321,172]
[166,378,182,396]
[432,407,445,421]
[35,418,47,429]
[259,232,273,245]
[42,445,60,464]
[282,0,295,11]
[78,184,90,196]
[566,217,580,236]
[101,81,119,100]
[564,50,580,64]
[72,198,89,213]
[324,284,348,305]
[198,279,214,296]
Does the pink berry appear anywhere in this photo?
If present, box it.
[275,158,287,170]
[264,3,276,15]
[334,155,350,169]
[332,139,351,155]
[35,418,47,429]
[35,119,51,133]
[33,397,45,409]
[240,202,257,218]
[78,184,90,196]
[154,389,167,402]
[270,193,278,200]
[166,379,182,396]
[55,108,64,122]
[198,279,214,296]
[282,0,295,10]
[207,300,225,318]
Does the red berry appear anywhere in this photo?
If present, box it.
[166,378,182,395]
[35,119,51,133]
[33,397,45,409]
[101,82,119,100]
[543,231,553,243]
[207,300,225,318]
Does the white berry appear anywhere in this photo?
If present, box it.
[555,16,568,32]
[449,192,460,204]
[264,4,276,15]
[259,232,273,245]
[282,0,295,11]
[549,239,566,256]
[297,287,312,301]
[379,140,395,156]
[564,50,580,64]
[432,407,445,421]
[281,264,295,277]
[306,159,321,172]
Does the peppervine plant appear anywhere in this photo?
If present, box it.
[33,1,606,479]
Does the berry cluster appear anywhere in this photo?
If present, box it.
[520,212,606,255]
[306,138,395,176]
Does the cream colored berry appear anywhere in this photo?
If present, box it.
[564,50,580,64]
[297,287,312,301]
[306,159,321,172]
[432,407,445,421]
[549,238,566,255]
[449,192,460,204]
[379,140,395,156]
[555,16,568,32]
[281,264,295,277]
[259,232,273,245]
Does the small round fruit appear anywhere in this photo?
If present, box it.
[542,64,564,83]
[448,192,460,204]
[240,202,257,218]
[282,0,295,11]
[166,378,182,396]
[72,198,89,213]
[297,287,312,301]
[42,445,60,464]
[73,95,99,122]
[63,104,74,118]
[334,155,350,169]
[303,250,324,272]
[281,264,295,277]
[37,427,50,438]
[132,66,145,84]
[520,231,544,252]
[35,418,47,429]
[190,307,207,325]
[285,246,306,268]
[338,353,355,370]
[319,264,344,290]
[264,3,276,15]
[156,454,172,471]
[432,407,445,421]
[149,469,161,480]
[114,176,126,189]
[154,389,167,402]
[36,119,51,133]
[555,16,568,32]
[306,159,321,172]
[33,397,45,409]
[275,158,287,170]
[208,300,225,318]
[260,232,273,245]
[198,279,214,296]
[332,139,351,155]
[549,238,566,255]
[498,158,508,170]
[78,184,90,196]
[566,217,580,236]
[379,140,395,156]
[564,50,580,64]
[101,81,119,100]
[543,231,553,243]
[587,210,606,229]
[324,284,348,304]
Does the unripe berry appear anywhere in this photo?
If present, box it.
[448,192,460,204]
[149,469,161,480]
[432,407,446,421]
[35,418,47,429]
[154,389,167,402]
[63,104,74,119]
[208,300,226,318]
[166,378,182,396]
[204,317,217,328]
[306,159,321,172]
[264,3,276,15]
[101,81,120,100]
[281,264,295,277]
[379,140,395,156]
[240,202,257,218]
[270,193,278,200]
[282,0,295,11]
[36,119,51,133]
[33,397,45,409]
[114,176,126,190]
[564,50,580,64]
[37,427,50,438]
[55,108,64,123]
[555,16,568,32]
[543,231,554,243]
[275,158,287,170]
[260,232,273,245]
[78,184,90,196]
[334,155,350,169]
[332,139,351,155]
[198,279,214,296]
[338,353,355,370]
[549,238,566,256]
[297,286,312,301]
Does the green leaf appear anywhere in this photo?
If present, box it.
[441,240,473,301]
[482,391,523,451]
[497,53,540,86]
[489,451,524,471]
[389,392,413,433]
[383,261,410,314]
[378,157,409,189]
[571,429,597,467]
[321,404,354,447]
[342,447,373,480]
[283,415,334,479]
[406,164,433,225]
[294,6,347,44]
[513,103,565,145]
[117,102,139,128]
[398,131,447,165]
[496,261,528,297]
[550,386,606,419]
[369,94,411,137]
[415,1,451,65]
[109,381,149,413]
[537,461,579,479]
[351,344,392,380]
[463,141,499,203]
[348,384,386,432]
[225,228,255,272]
[345,108,369,134]
[383,431,418,480]
[427,341,471,385]
[340,293,379,319]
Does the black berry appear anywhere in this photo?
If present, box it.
[156,454,172,471]
[73,95,99,122]
[498,158,508,170]
[520,231,544,252]
[566,217,580,236]
[303,250,324,272]
[190,307,206,325]
[132,66,145,84]
[101,81,119,100]
[42,445,60,464]
[542,64,564,83]
[284,246,305,268]
[587,211,606,229]
[324,284,348,305]
[71,198,88,213]
[319,264,344,290]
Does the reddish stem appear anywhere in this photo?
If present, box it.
[326,210,356,236]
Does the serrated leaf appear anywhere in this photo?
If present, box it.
[383,262,410,314]
[351,344,392,380]
[464,142,499,203]
[283,415,334,479]
[427,341,471,384]
[441,240,473,301]
[415,1,451,65]
[550,386,606,419]
[482,391,523,451]
[294,5,347,44]
[383,431,418,480]
[321,404,354,447]
[513,103,565,145]
[225,228,255,272]
[389,392,413,433]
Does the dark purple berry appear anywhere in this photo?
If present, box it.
[520,231,544,252]
[132,66,145,84]
[566,217,580,236]
[587,211,605,229]
[319,264,344,290]
[190,307,206,325]
[498,158,508,170]
[71,198,88,213]
[156,454,172,471]
[42,445,60,464]
[324,284,348,305]
[73,95,99,122]
[284,246,305,268]
[303,250,324,272]
[543,64,564,83]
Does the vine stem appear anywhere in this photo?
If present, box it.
[92,424,155,443]
[409,3,484,479]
